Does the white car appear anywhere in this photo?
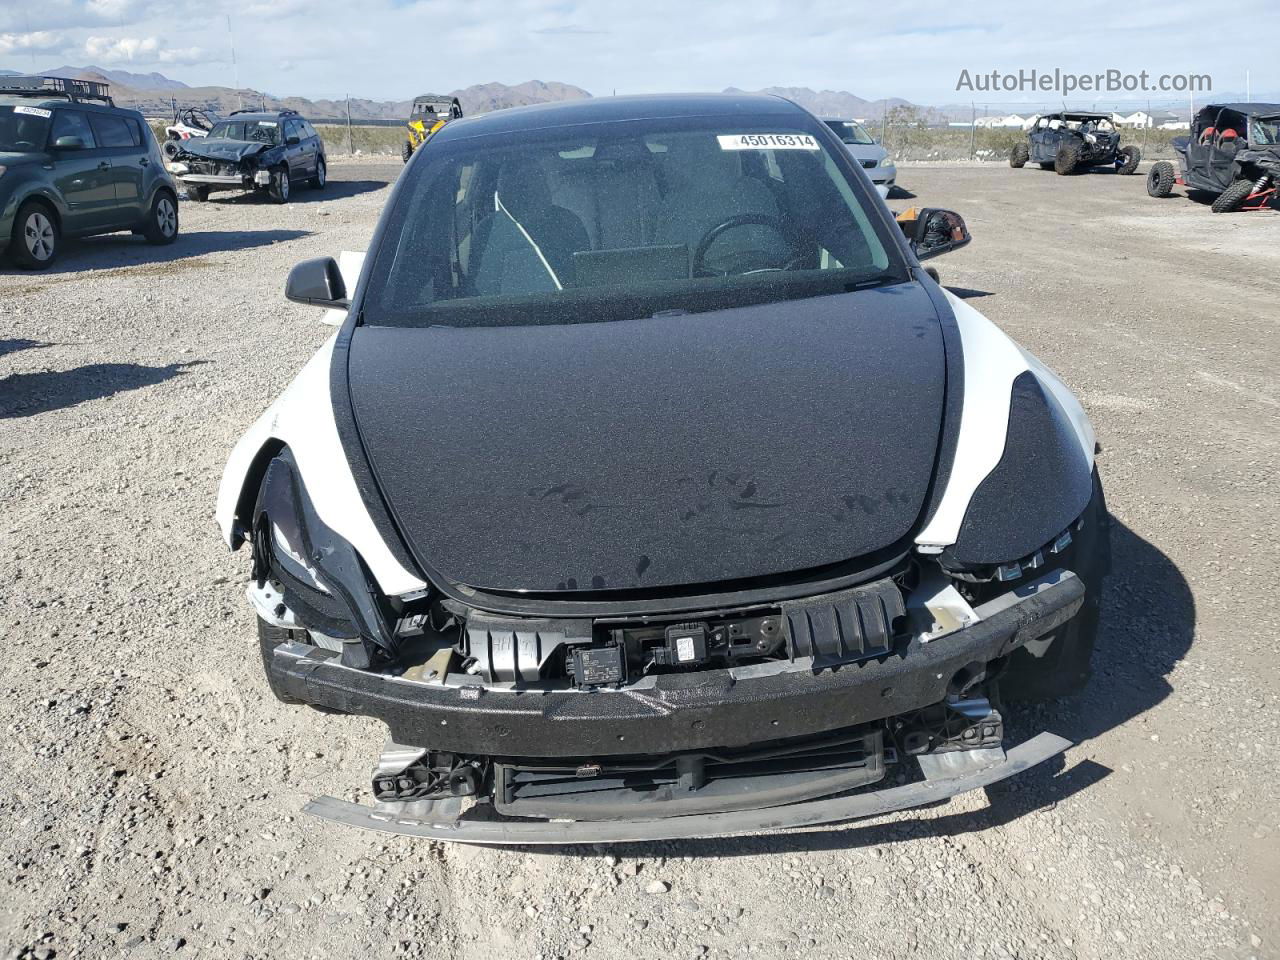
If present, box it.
[217,93,1106,844]
[824,118,897,196]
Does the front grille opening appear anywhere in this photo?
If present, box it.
[494,728,885,819]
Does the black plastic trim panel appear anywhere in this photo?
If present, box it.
[263,572,1084,758]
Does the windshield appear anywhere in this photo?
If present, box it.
[365,117,900,329]
[0,105,53,153]
[823,120,876,146]
[414,102,454,117]
[208,119,280,144]
[1251,116,1280,145]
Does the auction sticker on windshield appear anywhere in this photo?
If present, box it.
[717,133,820,150]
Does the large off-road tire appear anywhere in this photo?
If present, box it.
[141,190,179,245]
[309,156,326,190]
[1009,143,1029,168]
[1146,161,1176,197]
[161,138,183,161]
[8,199,60,270]
[1055,140,1082,175]
[269,165,291,204]
[401,139,413,164]
[1211,178,1254,213]
[1001,472,1110,702]
[1117,145,1141,175]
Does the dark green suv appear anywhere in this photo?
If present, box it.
[0,75,179,270]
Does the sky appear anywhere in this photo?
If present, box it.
[1,0,1276,106]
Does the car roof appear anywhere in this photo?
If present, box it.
[0,94,130,114]
[1044,111,1110,120]
[432,92,804,143]
[224,111,298,121]
[1200,102,1280,118]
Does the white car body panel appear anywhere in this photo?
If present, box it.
[215,333,428,597]
[915,291,1095,550]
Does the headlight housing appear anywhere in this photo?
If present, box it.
[946,372,1094,568]
[254,451,400,665]
[880,158,895,170]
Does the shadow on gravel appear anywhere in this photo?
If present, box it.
[22,229,313,275]
[945,287,995,300]
[190,179,386,205]
[887,186,916,200]
[0,360,205,418]
[512,520,1193,858]
[0,338,51,360]
[1028,518,1195,745]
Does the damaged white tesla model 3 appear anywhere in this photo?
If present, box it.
[216,93,1107,843]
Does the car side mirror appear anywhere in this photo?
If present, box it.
[286,135,300,145]
[54,136,86,150]
[285,257,349,309]
[898,207,971,261]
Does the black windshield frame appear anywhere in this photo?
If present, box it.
[357,112,911,330]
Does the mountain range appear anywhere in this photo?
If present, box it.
[0,65,595,119]
[2,65,935,121]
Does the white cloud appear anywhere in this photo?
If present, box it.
[84,34,160,62]
[0,31,69,56]
[159,45,208,65]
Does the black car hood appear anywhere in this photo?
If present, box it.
[347,283,949,594]
[180,138,271,162]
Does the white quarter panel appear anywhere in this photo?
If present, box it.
[215,334,428,597]
[915,291,1094,550]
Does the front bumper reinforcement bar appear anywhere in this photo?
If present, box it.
[302,731,1071,845]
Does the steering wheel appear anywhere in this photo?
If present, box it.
[690,213,799,277]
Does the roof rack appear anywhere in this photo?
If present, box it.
[0,75,114,106]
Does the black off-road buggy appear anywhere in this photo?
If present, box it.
[1146,103,1280,212]
[1010,111,1140,176]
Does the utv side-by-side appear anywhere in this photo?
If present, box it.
[401,94,462,163]
[1011,111,1140,175]
[218,94,1106,844]
[1146,103,1280,212]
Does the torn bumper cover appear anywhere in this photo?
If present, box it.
[304,732,1071,844]
[264,571,1084,759]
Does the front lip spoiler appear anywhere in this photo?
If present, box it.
[302,732,1071,845]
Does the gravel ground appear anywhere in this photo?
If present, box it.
[1,157,1276,960]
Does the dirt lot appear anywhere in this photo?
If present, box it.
[1,158,1277,960]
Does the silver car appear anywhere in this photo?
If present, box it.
[824,118,896,197]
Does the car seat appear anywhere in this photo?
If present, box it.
[472,160,590,295]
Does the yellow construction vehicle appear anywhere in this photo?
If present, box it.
[403,95,463,163]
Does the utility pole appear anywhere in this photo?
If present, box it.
[969,102,976,159]
[345,96,353,155]
[227,15,241,111]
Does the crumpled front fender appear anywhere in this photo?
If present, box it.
[215,334,427,598]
